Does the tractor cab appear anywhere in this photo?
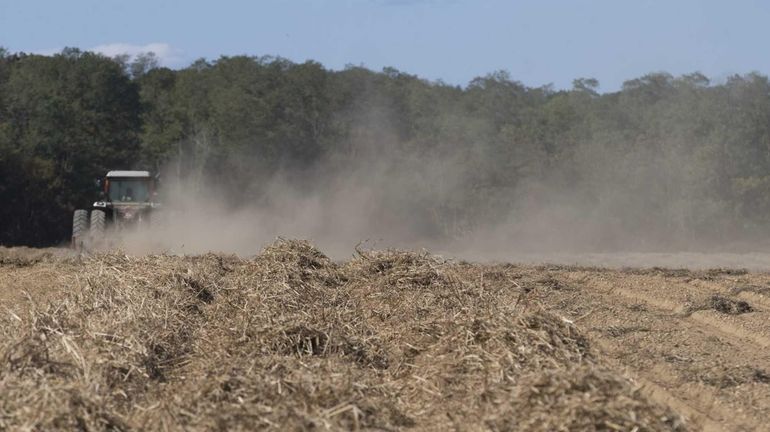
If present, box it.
[99,170,155,204]
[91,170,159,226]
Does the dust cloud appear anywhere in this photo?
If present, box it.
[121,152,453,259]
[112,158,770,271]
[117,108,770,269]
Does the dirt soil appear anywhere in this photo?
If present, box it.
[485,264,770,432]
[1,242,769,431]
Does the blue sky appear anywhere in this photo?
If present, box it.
[1,0,769,91]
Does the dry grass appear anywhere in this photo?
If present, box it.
[0,239,686,430]
[684,294,754,316]
[0,246,73,267]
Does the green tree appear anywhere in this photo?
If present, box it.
[0,49,141,244]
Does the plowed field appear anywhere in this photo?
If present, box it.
[1,243,769,431]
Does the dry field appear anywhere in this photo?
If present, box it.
[1,242,769,431]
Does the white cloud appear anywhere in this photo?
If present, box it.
[30,47,60,56]
[31,42,183,67]
[90,42,182,66]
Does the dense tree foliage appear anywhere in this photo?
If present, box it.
[1,47,770,248]
[0,49,140,244]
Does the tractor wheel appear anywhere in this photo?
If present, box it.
[90,209,106,240]
[72,209,89,249]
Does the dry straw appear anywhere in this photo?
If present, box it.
[1,239,686,430]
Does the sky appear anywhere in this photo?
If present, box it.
[1,0,769,91]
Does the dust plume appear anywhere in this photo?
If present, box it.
[121,146,457,258]
[118,75,770,268]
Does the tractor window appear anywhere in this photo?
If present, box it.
[108,179,150,202]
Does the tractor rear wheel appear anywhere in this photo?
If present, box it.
[72,209,89,249]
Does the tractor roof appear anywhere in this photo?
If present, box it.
[106,170,151,178]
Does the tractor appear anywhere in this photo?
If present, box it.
[72,170,160,249]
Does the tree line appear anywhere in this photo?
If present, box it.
[1,47,770,249]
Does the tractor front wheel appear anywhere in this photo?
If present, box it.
[72,209,89,250]
[90,209,106,243]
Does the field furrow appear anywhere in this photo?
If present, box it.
[523,269,770,431]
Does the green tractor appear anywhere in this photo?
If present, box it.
[72,170,160,249]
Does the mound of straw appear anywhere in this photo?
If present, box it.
[0,239,686,430]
